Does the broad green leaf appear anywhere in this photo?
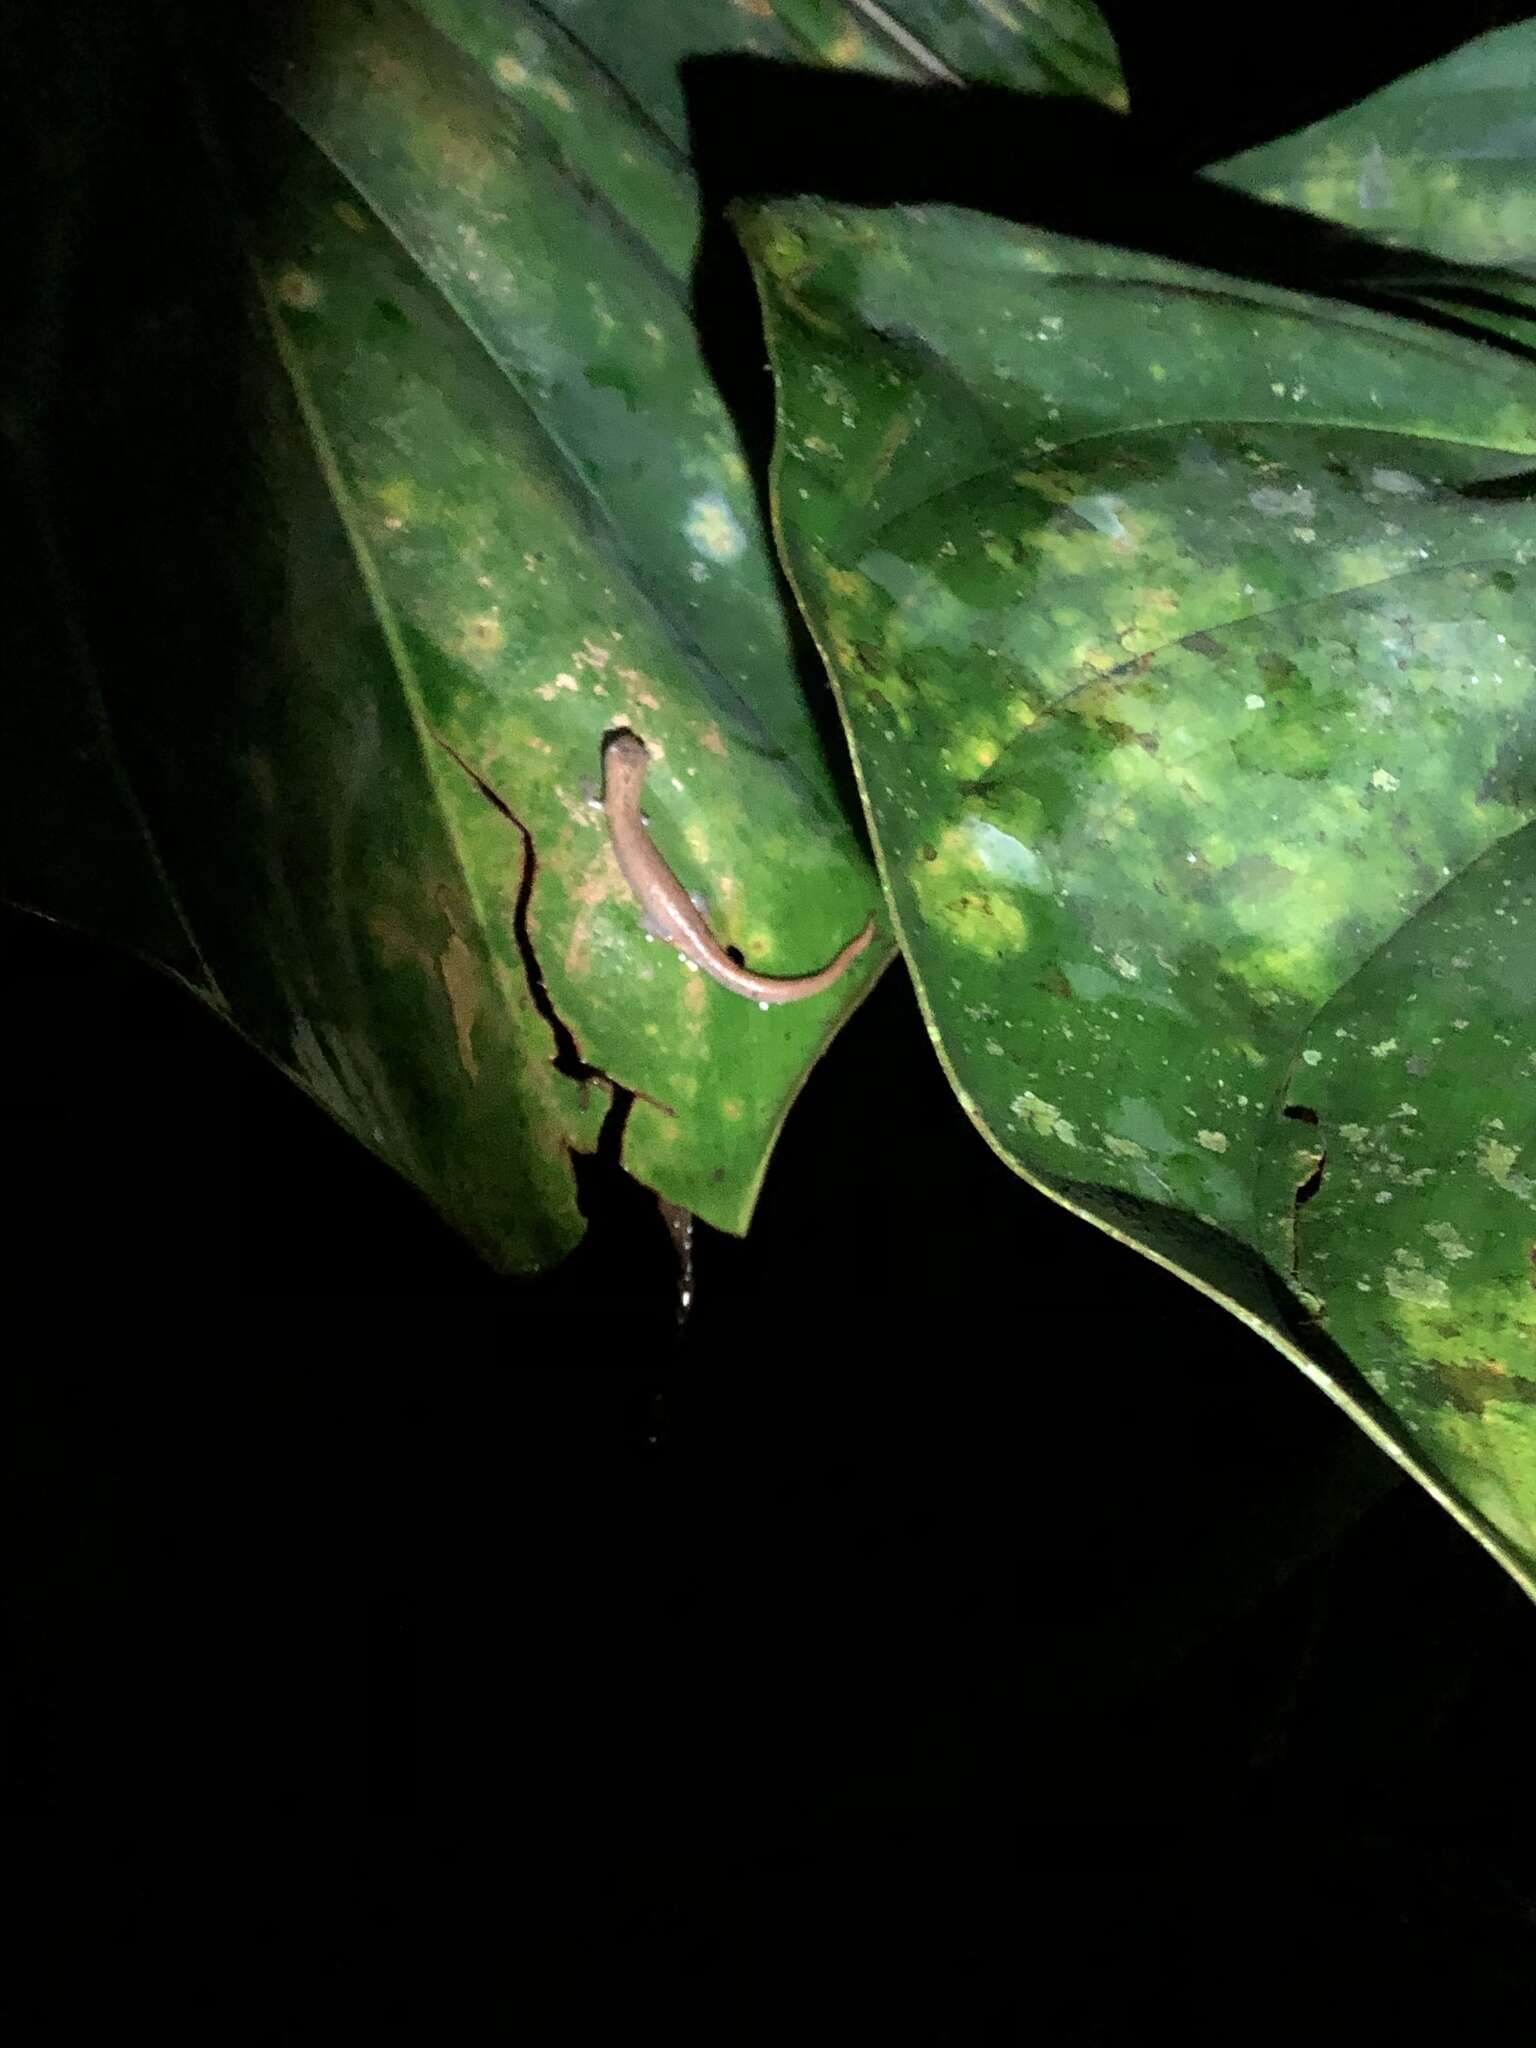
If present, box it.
[10,0,1130,1268]
[9,0,1130,1261]
[1208,20,1536,276]
[525,0,1124,128]
[236,0,897,1247]
[855,0,1125,103]
[739,197,1536,1592]
[768,0,1124,102]
[412,0,704,281]
[1208,21,1536,351]
[15,0,964,1269]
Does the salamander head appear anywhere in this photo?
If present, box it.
[602,728,652,802]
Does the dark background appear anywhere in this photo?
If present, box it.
[4,0,1534,2025]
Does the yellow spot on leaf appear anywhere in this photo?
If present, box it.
[375,480,414,526]
[825,565,868,600]
[909,827,1029,959]
[461,612,506,659]
[274,265,322,311]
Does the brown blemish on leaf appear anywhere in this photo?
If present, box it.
[1102,652,1154,684]
[572,637,613,673]
[273,266,322,311]
[1098,716,1159,754]
[433,125,497,194]
[563,895,600,982]
[437,925,482,1082]
[373,892,485,1083]
[361,43,409,92]
[368,908,421,971]
[461,612,505,659]
[869,410,915,491]
[615,666,661,709]
[1437,1355,1520,1412]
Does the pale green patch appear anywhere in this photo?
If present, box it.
[1012,1091,1078,1146]
[1434,1406,1536,1556]
[1104,1134,1149,1161]
[1478,1135,1534,1201]
[1423,1220,1475,1262]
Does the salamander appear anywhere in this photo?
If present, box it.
[602,730,875,1006]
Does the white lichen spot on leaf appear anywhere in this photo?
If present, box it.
[684,492,747,563]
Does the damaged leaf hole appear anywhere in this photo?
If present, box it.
[1284,1101,1326,1209]
[431,732,592,1087]
[431,733,676,1151]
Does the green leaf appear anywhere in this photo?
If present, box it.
[238,0,901,1247]
[16,0,1003,1268]
[1207,21,1536,350]
[739,196,1536,1593]
[858,0,1125,103]
[10,0,1131,1268]
[520,0,1124,121]
[1208,20,1536,275]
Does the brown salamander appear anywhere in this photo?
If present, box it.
[602,730,875,1005]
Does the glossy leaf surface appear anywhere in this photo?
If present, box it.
[1209,20,1536,278]
[741,196,1536,1588]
